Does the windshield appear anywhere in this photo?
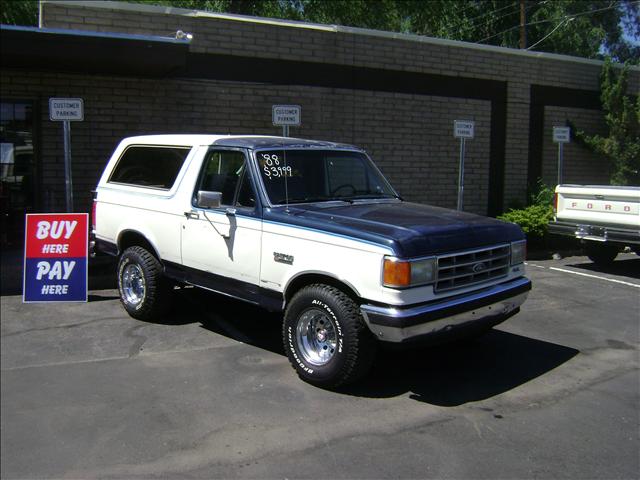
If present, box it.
[256,149,397,205]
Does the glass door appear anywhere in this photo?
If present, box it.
[1,100,36,248]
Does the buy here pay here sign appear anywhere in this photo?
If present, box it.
[23,213,88,302]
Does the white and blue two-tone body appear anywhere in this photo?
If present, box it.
[94,135,531,344]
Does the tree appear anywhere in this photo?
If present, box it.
[137,0,640,63]
[575,58,640,185]
[1,0,638,63]
[1,0,38,26]
[397,0,639,64]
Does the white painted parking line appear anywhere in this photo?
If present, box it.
[526,262,640,288]
[548,267,640,288]
[525,263,546,269]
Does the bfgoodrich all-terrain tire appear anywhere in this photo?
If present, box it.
[117,246,171,321]
[283,284,377,389]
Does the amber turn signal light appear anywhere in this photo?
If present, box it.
[383,259,411,287]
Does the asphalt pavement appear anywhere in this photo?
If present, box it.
[1,253,639,479]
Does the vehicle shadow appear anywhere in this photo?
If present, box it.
[343,330,579,405]
[170,288,578,405]
[566,257,640,280]
[87,293,119,302]
[172,288,285,350]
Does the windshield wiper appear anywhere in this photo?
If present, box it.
[277,194,399,205]
[336,194,399,202]
[284,196,342,204]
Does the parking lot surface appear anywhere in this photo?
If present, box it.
[2,253,639,479]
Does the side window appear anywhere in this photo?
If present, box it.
[196,150,254,208]
[108,146,190,189]
[236,171,256,208]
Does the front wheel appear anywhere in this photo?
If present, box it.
[283,284,377,389]
[117,246,170,320]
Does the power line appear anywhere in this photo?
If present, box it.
[476,0,628,44]
[406,1,519,37]
[456,0,544,38]
[452,1,520,31]
[454,1,538,36]
[526,1,628,27]
[526,17,574,49]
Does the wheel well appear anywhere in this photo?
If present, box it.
[118,230,160,259]
[284,274,360,305]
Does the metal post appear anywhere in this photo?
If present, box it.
[63,120,74,212]
[457,137,466,210]
[282,125,289,137]
[557,142,563,186]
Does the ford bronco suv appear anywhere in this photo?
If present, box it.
[93,135,531,388]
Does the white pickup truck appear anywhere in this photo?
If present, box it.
[549,185,640,264]
[92,135,531,388]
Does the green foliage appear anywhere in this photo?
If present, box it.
[529,179,554,206]
[397,0,639,63]
[498,203,554,239]
[123,0,640,63]
[498,181,554,242]
[2,0,637,62]
[1,0,38,26]
[575,58,640,186]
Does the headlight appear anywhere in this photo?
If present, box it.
[383,256,436,288]
[510,240,527,265]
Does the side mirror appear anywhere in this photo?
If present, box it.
[197,190,222,209]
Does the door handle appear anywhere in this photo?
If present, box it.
[184,211,199,219]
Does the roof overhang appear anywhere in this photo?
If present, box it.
[0,25,190,77]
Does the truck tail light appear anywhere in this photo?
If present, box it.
[91,200,97,231]
[553,192,558,213]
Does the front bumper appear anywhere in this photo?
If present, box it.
[360,277,531,343]
[548,221,640,245]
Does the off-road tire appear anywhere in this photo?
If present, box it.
[283,284,377,389]
[117,246,170,320]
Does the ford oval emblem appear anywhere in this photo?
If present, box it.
[472,262,487,273]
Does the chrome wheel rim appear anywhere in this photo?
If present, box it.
[296,308,337,366]
[121,263,145,306]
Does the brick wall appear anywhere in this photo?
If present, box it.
[503,81,531,208]
[40,2,634,91]
[1,69,490,215]
[10,0,639,216]
[542,107,609,187]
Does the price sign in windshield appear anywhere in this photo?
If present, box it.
[258,152,292,179]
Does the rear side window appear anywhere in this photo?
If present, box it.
[108,145,191,190]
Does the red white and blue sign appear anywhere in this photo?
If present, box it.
[23,213,88,303]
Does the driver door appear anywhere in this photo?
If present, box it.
[180,148,262,298]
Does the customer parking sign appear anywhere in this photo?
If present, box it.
[23,213,88,302]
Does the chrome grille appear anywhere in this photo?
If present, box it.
[436,244,510,293]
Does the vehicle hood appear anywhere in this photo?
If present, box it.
[264,201,524,258]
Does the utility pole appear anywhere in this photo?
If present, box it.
[519,0,527,49]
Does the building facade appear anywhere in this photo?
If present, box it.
[1,0,638,247]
